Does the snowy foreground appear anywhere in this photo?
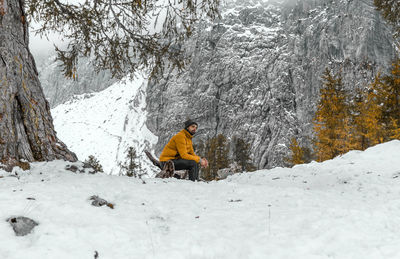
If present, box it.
[1,141,400,259]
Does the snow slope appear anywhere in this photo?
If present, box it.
[51,74,158,176]
[1,141,400,258]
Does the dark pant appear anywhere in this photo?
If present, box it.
[161,159,199,181]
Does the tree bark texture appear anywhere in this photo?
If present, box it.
[0,0,77,166]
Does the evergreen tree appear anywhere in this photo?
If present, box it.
[374,1,400,139]
[374,0,400,140]
[348,86,385,150]
[362,75,386,145]
[202,134,230,181]
[349,88,369,150]
[215,134,230,170]
[119,146,140,177]
[381,59,400,135]
[313,68,351,161]
[286,138,305,166]
[233,137,256,172]
[84,155,104,173]
[27,0,221,79]
[351,61,400,149]
[389,119,400,139]
[203,137,216,181]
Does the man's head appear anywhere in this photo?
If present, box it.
[184,119,198,135]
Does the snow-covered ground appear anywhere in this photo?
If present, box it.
[1,141,400,258]
[51,74,158,176]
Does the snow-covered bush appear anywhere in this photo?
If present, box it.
[84,155,104,174]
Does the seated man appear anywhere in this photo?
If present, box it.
[159,119,208,181]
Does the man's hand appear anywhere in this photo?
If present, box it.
[200,158,209,168]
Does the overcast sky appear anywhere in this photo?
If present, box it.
[29,23,66,59]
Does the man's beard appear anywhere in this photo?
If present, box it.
[186,128,196,135]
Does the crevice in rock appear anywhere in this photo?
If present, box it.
[0,54,5,66]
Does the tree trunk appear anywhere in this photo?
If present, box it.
[0,0,77,168]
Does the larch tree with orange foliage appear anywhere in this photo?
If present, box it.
[313,68,351,162]
[381,59,400,139]
[350,76,385,150]
[286,138,305,166]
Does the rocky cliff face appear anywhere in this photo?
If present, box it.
[38,55,116,107]
[146,0,398,169]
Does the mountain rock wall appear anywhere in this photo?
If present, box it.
[38,56,116,107]
[146,0,397,169]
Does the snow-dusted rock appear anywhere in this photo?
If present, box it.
[217,162,241,180]
[38,56,116,107]
[7,216,39,236]
[89,195,114,209]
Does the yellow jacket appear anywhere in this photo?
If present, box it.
[159,129,200,163]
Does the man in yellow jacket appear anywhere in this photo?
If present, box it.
[159,119,208,181]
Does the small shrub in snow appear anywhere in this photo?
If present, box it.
[84,155,104,173]
[66,163,94,174]
[119,147,147,182]
[119,147,140,177]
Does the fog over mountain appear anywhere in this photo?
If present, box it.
[38,56,116,107]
